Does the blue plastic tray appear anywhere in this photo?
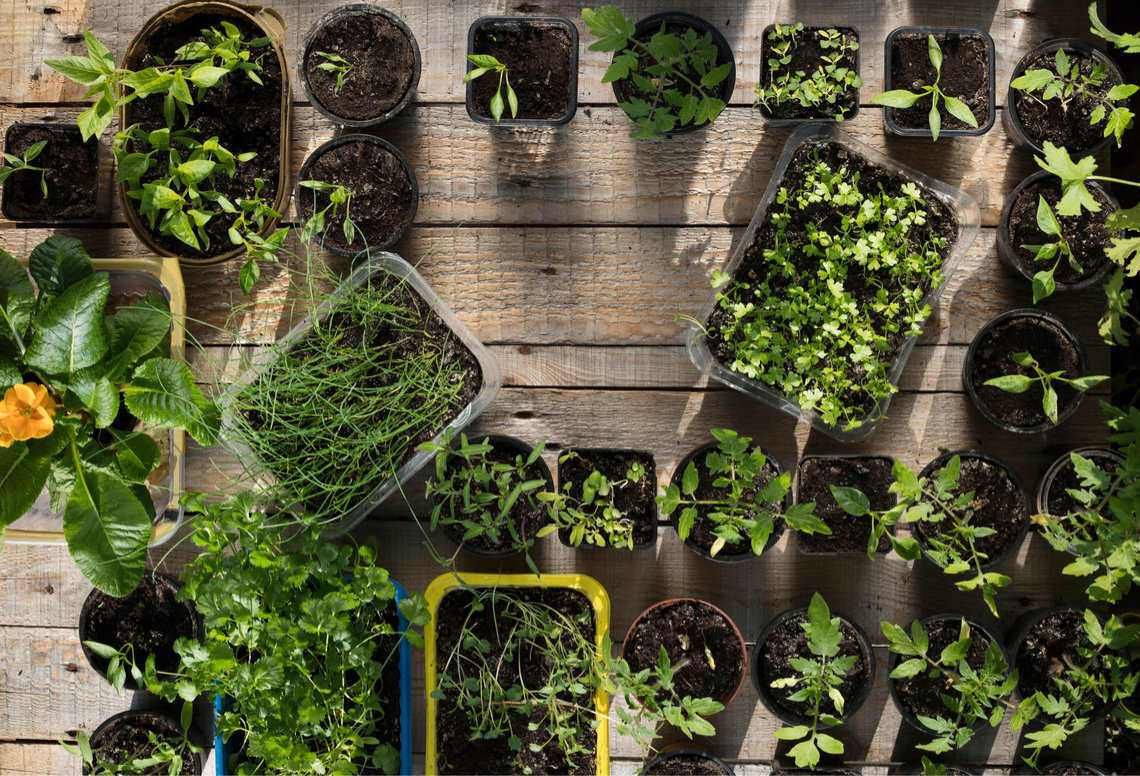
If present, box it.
[213,580,413,775]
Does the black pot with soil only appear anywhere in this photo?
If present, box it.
[1005,39,1128,156]
[669,441,786,562]
[434,586,597,775]
[295,134,418,257]
[642,748,735,775]
[433,435,553,556]
[1036,446,1125,517]
[998,171,1118,295]
[300,4,420,127]
[889,615,1008,733]
[964,309,1091,434]
[2,122,99,222]
[795,455,895,554]
[466,16,578,127]
[883,27,996,137]
[623,598,747,709]
[86,710,202,775]
[557,448,657,550]
[1010,607,1112,715]
[611,12,736,137]
[79,573,201,691]
[1038,763,1108,776]
[757,24,860,124]
[752,604,875,727]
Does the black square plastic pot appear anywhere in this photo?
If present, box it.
[757,24,861,125]
[465,16,578,127]
[2,122,99,222]
[555,448,657,551]
[882,26,996,138]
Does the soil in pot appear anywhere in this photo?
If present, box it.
[644,752,731,775]
[1015,609,1101,700]
[1006,179,1114,287]
[89,712,199,775]
[1039,763,1106,776]
[968,314,1084,430]
[82,574,198,688]
[917,455,1028,564]
[1045,450,1121,516]
[888,30,991,132]
[469,19,575,121]
[797,456,894,553]
[892,617,994,720]
[558,449,657,548]
[125,12,283,260]
[2,123,98,220]
[757,609,872,721]
[297,138,416,253]
[624,600,745,703]
[434,587,596,775]
[758,25,860,121]
[304,10,417,123]
[1013,49,1121,154]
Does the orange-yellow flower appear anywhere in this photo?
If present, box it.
[0,382,56,446]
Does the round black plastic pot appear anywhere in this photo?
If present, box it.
[793,454,897,556]
[89,709,204,773]
[610,11,736,137]
[882,26,996,138]
[888,614,1006,735]
[556,448,657,551]
[294,134,419,257]
[1004,38,1126,157]
[432,435,554,557]
[1036,446,1125,517]
[642,747,735,775]
[757,24,861,125]
[752,604,875,727]
[299,4,420,127]
[668,442,787,564]
[465,15,578,127]
[1,122,100,223]
[915,450,1030,571]
[1038,762,1108,775]
[997,171,1118,295]
[963,308,1090,435]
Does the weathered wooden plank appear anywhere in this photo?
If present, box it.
[0,743,79,775]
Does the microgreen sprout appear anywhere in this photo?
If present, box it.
[872,34,980,140]
[314,50,353,94]
[0,139,48,197]
[538,453,647,549]
[298,179,357,246]
[464,54,518,122]
[755,24,861,121]
[983,351,1107,426]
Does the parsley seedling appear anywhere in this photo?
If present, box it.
[313,50,353,94]
[464,54,519,122]
[983,351,1107,426]
[872,34,980,140]
[755,24,861,121]
[0,139,48,198]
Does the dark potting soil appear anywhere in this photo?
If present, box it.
[796,456,894,553]
[969,315,1083,429]
[1007,180,1113,286]
[125,12,282,259]
[89,712,198,775]
[613,19,732,119]
[644,753,730,776]
[888,31,990,131]
[297,139,416,253]
[758,610,871,721]
[304,11,416,121]
[83,574,198,685]
[470,20,574,120]
[558,449,657,548]
[2,124,98,220]
[706,141,958,420]
[625,600,744,703]
[1016,609,1099,699]
[1014,49,1120,153]
[1046,451,1120,517]
[916,455,1028,563]
[435,587,596,775]
[892,618,993,720]
[1039,764,1106,776]
[758,26,859,121]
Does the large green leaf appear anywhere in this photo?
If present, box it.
[123,358,219,444]
[0,250,34,347]
[70,368,119,428]
[104,296,171,381]
[63,457,151,596]
[0,442,51,526]
[28,236,93,295]
[24,273,110,375]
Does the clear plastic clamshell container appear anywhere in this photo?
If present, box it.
[686,123,980,442]
[6,257,187,546]
[218,251,502,534]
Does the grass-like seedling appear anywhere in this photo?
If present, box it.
[464,54,519,122]
[313,50,353,94]
[539,453,647,549]
[983,352,1107,425]
[755,24,861,120]
[872,34,980,140]
[0,139,47,197]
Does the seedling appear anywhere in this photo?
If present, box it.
[872,34,980,140]
[539,453,646,549]
[0,139,48,197]
[61,703,202,776]
[1021,196,1079,303]
[657,428,827,557]
[881,617,1016,754]
[298,179,358,246]
[770,593,855,769]
[755,24,861,120]
[983,351,1107,425]
[314,50,353,94]
[1090,2,1140,55]
[464,54,518,122]
[582,6,732,139]
[1010,46,1138,148]
[829,460,926,559]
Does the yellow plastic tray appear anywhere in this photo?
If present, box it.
[423,572,611,776]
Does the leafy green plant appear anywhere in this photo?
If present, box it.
[82,640,145,693]
[1090,2,1140,54]
[983,351,1108,426]
[313,50,353,94]
[0,139,47,197]
[829,461,924,559]
[464,54,519,122]
[582,6,732,139]
[0,236,219,596]
[1022,196,1078,303]
[872,34,980,140]
[539,453,647,549]
[657,428,827,557]
[769,594,855,769]
[62,703,201,776]
[1011,609,1140,768]
[298,179,357,246]
[1011,46,1137,148]
[755,24,861,121]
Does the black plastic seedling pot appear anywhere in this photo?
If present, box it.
[794,454,898,555]
[1036,446,1125,517]
[2,122,99,222]
[555,448,657,551]
[757,23,861,125]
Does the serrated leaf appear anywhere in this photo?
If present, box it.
[24,272,109,375]
[28,236,93,296]
[70,369,118,428]
[123,358,219,444]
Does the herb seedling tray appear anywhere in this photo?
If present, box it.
[686,123,980,442]
[218,251,500,534]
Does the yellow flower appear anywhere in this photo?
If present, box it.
[0,382,56,445]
